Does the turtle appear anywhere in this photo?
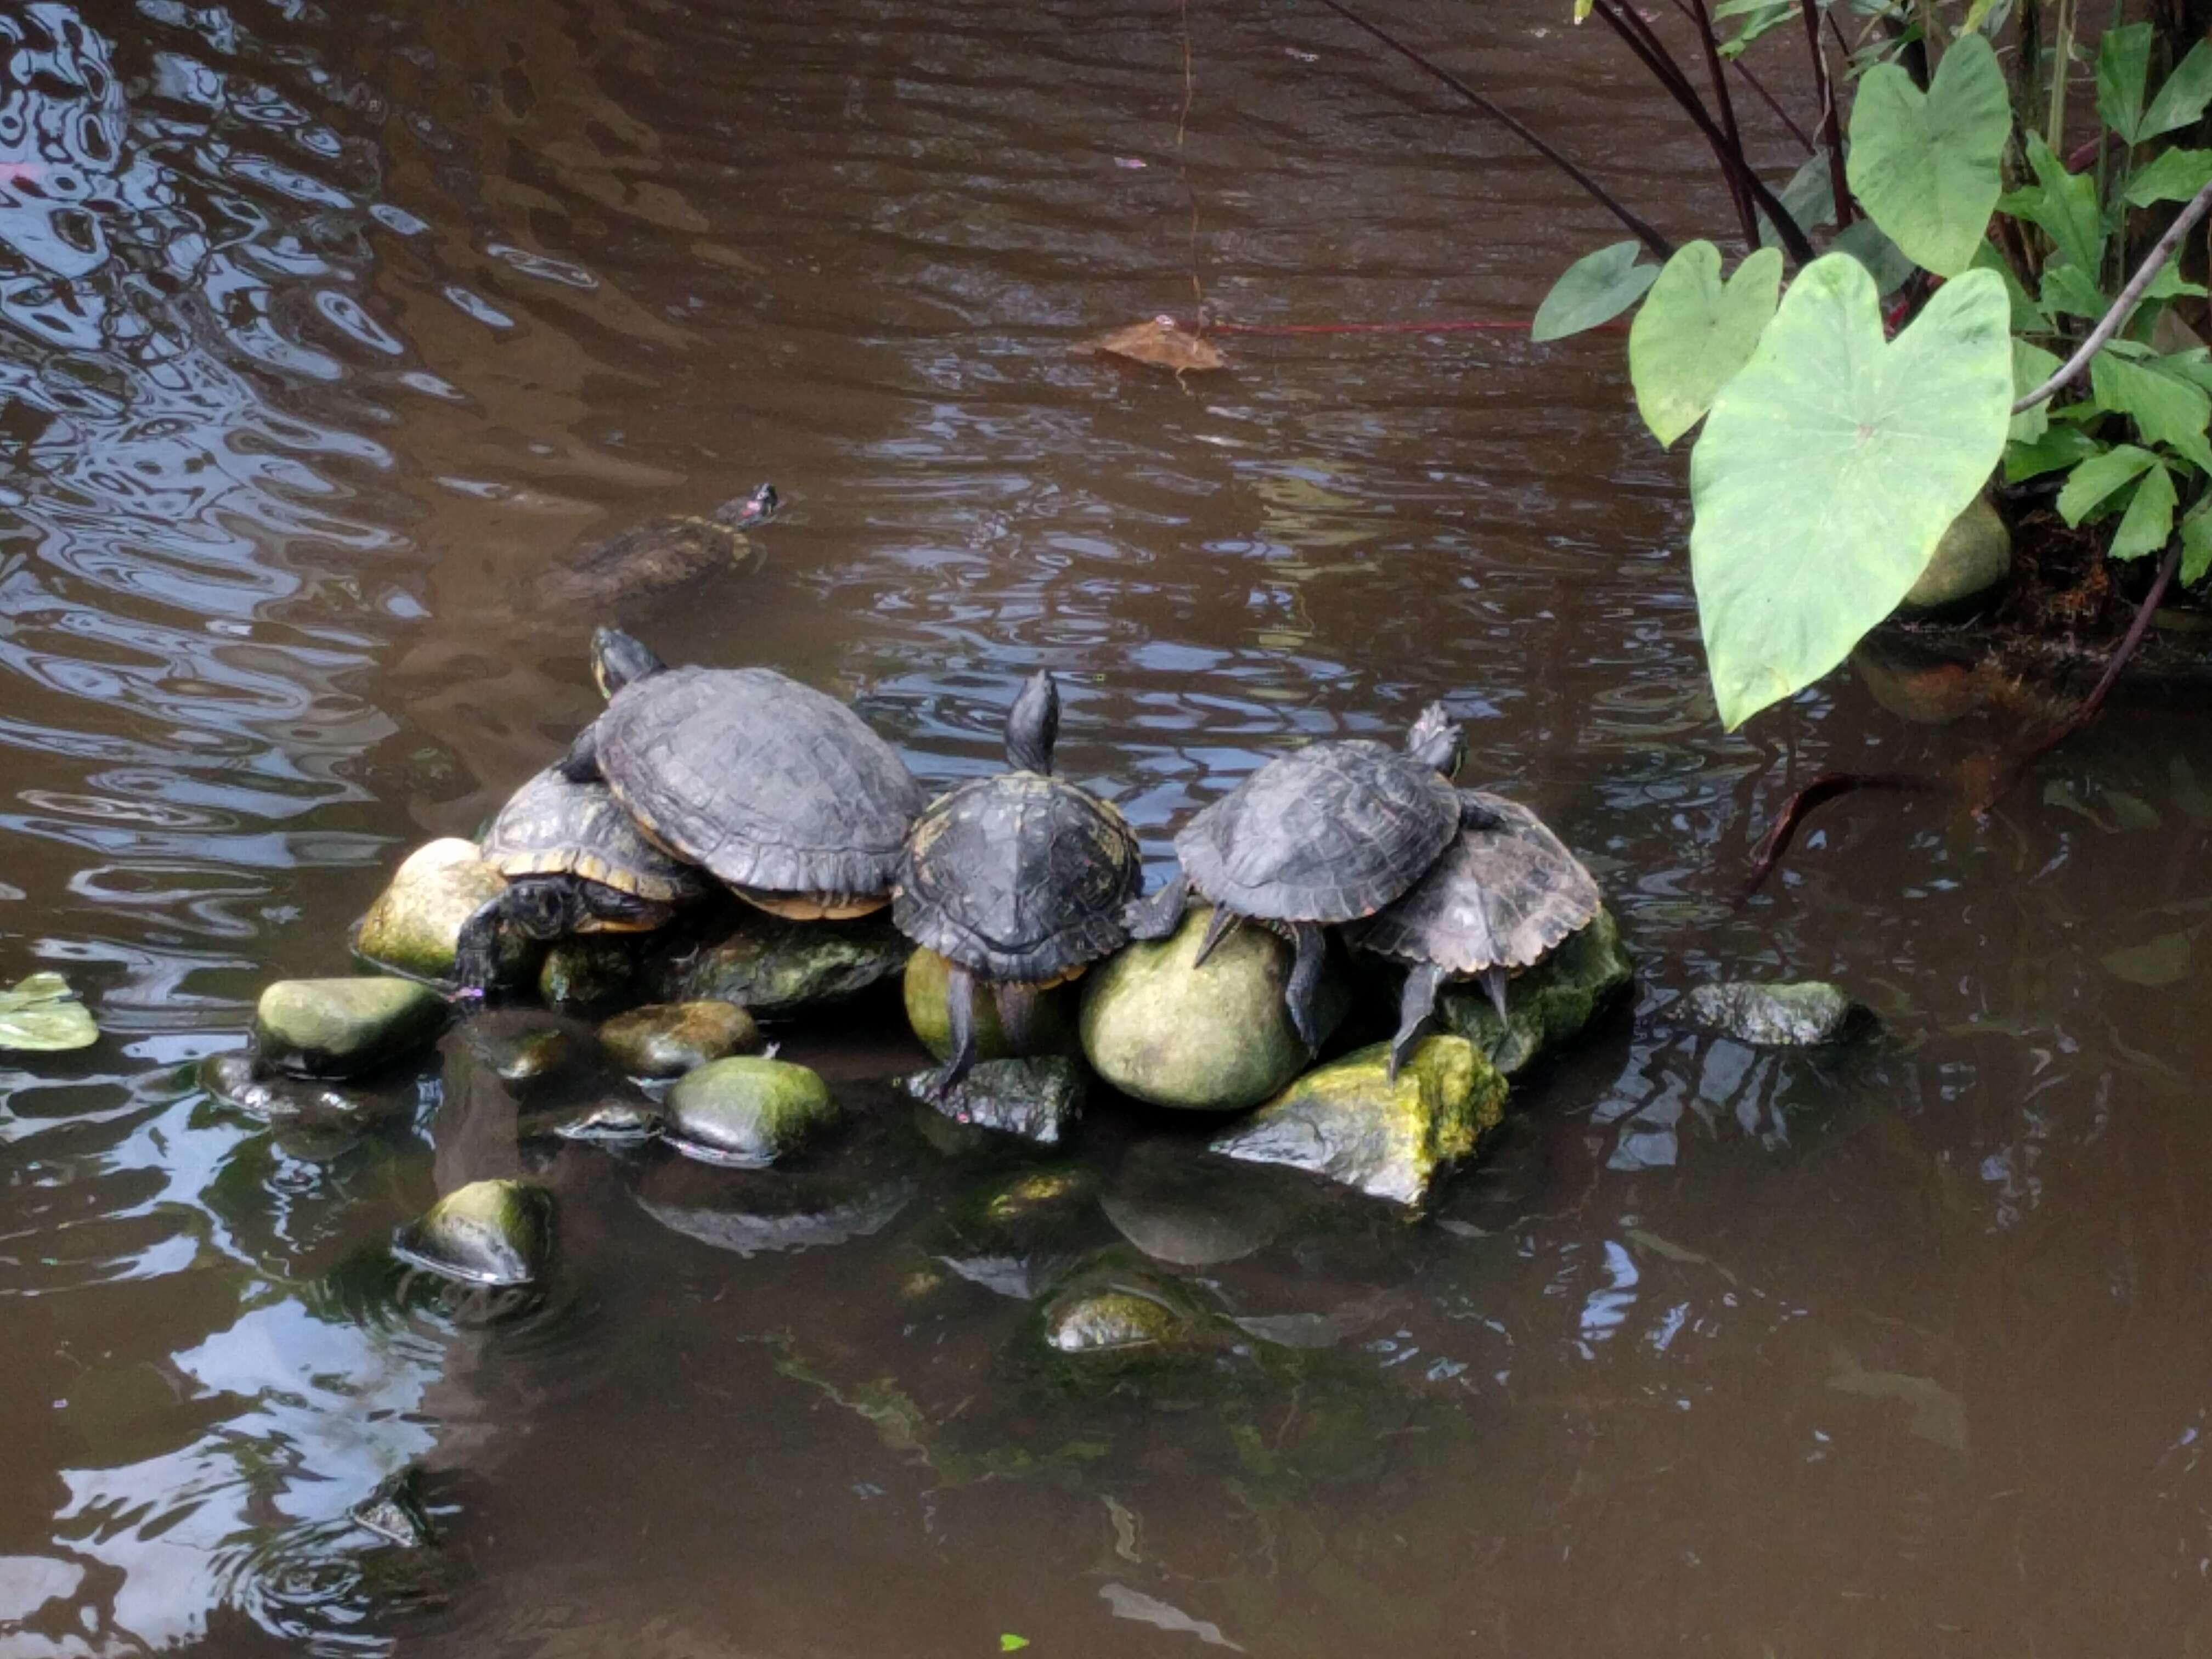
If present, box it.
[1122,703,1468,1052]
[453,764,709,991]
[892,672,1142,1092]
[560,627,925,918]
[531,483,780,612]
[1342,792,1602,1078]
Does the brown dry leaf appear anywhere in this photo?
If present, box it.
[1079,315,1227,374]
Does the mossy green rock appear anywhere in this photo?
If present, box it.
[902,949,1081,1063]
[354,838,515,981]
[656,910,910,1016]
[538,936,640,1014]
[913,1054,1085,1146]
[1210,1035,1506,1209]
[1043,1283,1192,1353]
[1899,494,2010,613]
[255,977,447,1080]
[1434,906,1634,1075]
[1079,905,1348,1111]
[1684,979,1862,1045]
[665,1056,840,1166]
[391,1178,552,1286]
[599,1000,761,1077]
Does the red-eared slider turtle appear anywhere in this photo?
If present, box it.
[561,628,925,917]
[453,765,709,991]
[1124,704,1465,1051]
[532,484,779,612]
[893,673,1141,1091]
[1344,792,1601,1077]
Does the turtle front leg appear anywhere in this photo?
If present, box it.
[556,719,604,785]
[1387,962,1446,1081]
[1284,921,1328,1054]
[451,891,517,1002]
[992,979,1039,1056]
[1121,873,1188,942]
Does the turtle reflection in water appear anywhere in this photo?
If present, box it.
[893,672,1141,1095]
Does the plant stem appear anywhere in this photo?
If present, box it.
[1799,0,1854,227]
[1307,0,1676,261]
[1686,0,1761,247]
[1743,772,1936,895]
[2013,174,2212,410]
[2045,0,2076,151]
[1661,0,1815,149]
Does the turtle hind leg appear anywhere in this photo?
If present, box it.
[915,963,980,1103]
[556,720,604,785]
[1480,965,1510,1023]
[1121,874,1188,942]
[992,979,1039,1056]
[1192,903,1245,967]
[1387,963,1446,1081]
[1284,921,1328,1054]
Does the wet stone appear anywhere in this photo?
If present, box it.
[538,936,642,1014]
[349,1469,437,1549]
[464,1014,580,1086]
[633,1157,915,1258]
[1210,1035,1506,1210]
[598,1000,761,1077]
[517,1096,665,1147]
[1899,494,2011,613]
[902,948,1081,1063]
[1100,1144,1284,1267]
[1079,905,1349,1112]
[929,1166,1107,1301]
[255,977,447,1081]
[1043,1283,1192,1354]
[664,1056,840,1166]
[1434,906,1634,1075]
[910,1055,1085,1146]
[200,1051,405,1135]
[391,1178,553,1288]
[354,838,515,982]
[655,910,909,1017]
[1684,980,1864,1046]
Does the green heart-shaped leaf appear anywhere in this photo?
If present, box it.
[1846,33,2011,276]
[1628,242,1782,448]
[1532,242,1657,342]
[0,972,98,1052]
[1689,256,2012,729]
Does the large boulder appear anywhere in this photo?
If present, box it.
[255,977,447,1080]
[1433,906,1633,1075]
[1079,905,1348,1111]
[354,838,515,981]
[391,1178,552,1286]
[599,1001,761,1077]
[1683,980,1863,1046]
[911,1054,1085,1146]
[902,949,1081,1063]
[664,1056,841,1166]
[1210,1035,1506,1209]
[654,910,909,1017]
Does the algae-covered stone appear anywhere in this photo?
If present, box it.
[1043,1282,1192,1353]
[599,1001,761,1077]
[664,1056,840,1166]
[538,936,641,1014]
[391,1178,552,1286]
[655,910,909,1017]
[1899,495,2010,613]
[1210,1035,1505,1209]
[1079,905,1348,1111]
[902,947,1080,1062]
[355,838,514,981]
[1434,906,1633,1075]
[1684,980,1862,1046]
[255,977,447,1080]
[911,1054,1085,1146]
[200,1051,404,1133]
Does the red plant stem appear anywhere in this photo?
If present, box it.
[1800,0,1854,228]
[1743,772,1937,895]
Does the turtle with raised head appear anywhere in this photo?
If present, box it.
[893,672,1141,1092]
[560,627,925,919]
[531,484,780,612]
[1123,704,1468,1052]
[453,765,708,991]
[1344,793,1601,1077]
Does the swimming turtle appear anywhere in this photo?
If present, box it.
[531,484,779,612]
[893,672,1142,1091]
[1343,792,1601,1078]
[453,765,708,991]
[1123,704,1466,1051]
[560,627,925,918]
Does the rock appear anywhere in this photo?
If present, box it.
[1434,906,1634,1075]
[1210,1035,1506,1209]
[902,949,1080,1063]
[911,1056,1085,1146]
[516,1096,664,1146]
[1043,1282,1192,1354]
[599,1001,761,1077]
[464,1013,580,1086]
[255,977,447,1081]
[1899,495,2010,613]
[349,1469,437,1549]
[354,838,515,981]
[655,910,909,1017]
[538,937,641,1014]
[200,1051,405,1134]
[1099,1143,1284,1266]
[391,1178,552,1286]
[1079,905,1349,1111]
[664,1057,840,1166]
[1683,980,1863,1046]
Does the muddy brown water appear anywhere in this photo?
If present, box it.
[2,1,2209,1654]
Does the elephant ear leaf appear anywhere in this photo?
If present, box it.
[1846,33,2012,276]
[1533,242,1658,342]
[1628,241,1783,448]
[0,972,98,1052]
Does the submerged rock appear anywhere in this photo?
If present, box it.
[464,1014,580,1086]
[929,1165,1108,1301]
[655,910,909,1017]
[200,1051,404,1134]
[1210,1035,1506,1209]
[349,1469,437,1549]
[255,977,447,1081]
[354,838,514,982]
[1079,905,1348,1111]
[664,1056,840,1166]
[1099,1143,1284,1267]
[538,936,641,1014]
[1043,1280,1194,1354]
[1434,906,1633,1075]
[391,1178,553,1286]
[911,1055,1085,1146]
[902,948,1081,1063]
[1899,494,2010,613]
[599,1000,761,1077]
[1684,980,1863,1046]
[633,1157,915,1257]
[516,1096,664,1147]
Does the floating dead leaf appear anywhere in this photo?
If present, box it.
[1079,315,1226,374]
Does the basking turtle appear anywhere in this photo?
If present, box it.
[561,627,924,918]
[531,484,780,612]
[893,672,1141,1090]
[453,765,708,991]
[1124,704,1466,1051]
[1344,792,1601,1077]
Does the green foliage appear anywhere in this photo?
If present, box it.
[2124,148,2212,207]
[1627,241,1782,447]
[1844,34,2011,276]
[2140,39,2212,140]
[0,972,98,1052]
[1999,136,2107,278]
[2095,23,2155,144]
[1531,241,1657,341]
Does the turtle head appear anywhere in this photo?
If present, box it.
[1005,671,1060,775]
[592,627,666,699]
[713,483,780,530]
[1405,702,1465,779]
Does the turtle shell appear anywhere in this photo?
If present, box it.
[1174,739,1459,924]
[594,665,924,899]
[1346,792,1600,974]
[480,766,706,905]
[894,773,1142,983]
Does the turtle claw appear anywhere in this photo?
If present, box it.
[1284,922,1327,1056]
[1387,963,1446,1081]
[1192,903,1241,967]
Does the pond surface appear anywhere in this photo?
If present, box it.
[3,0,2210,1653]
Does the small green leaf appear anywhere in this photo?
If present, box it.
[2124,148,2212,207]
[2089,354,2212,472]
[1628,241,1784,447]
[1972,240,2052,332]
[1846,33,2011,275]
[2142,39,2212,139]
[1832,217,1917,294]
[2109,458,2178,557]
[2102,929,2191,985]
[1532,242,1658,342]
[2039,261,2109,320]
[1999,136,2107,279]
[0,972,99,1053]
[2142,257,2208,303]
[1000,1638,1031,1652]
[2005,425,2102,481]
[2096,23,2154,143]
[2182,499,2212,584]
[2056,443,2159,523]
[2010,339,2063,442]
